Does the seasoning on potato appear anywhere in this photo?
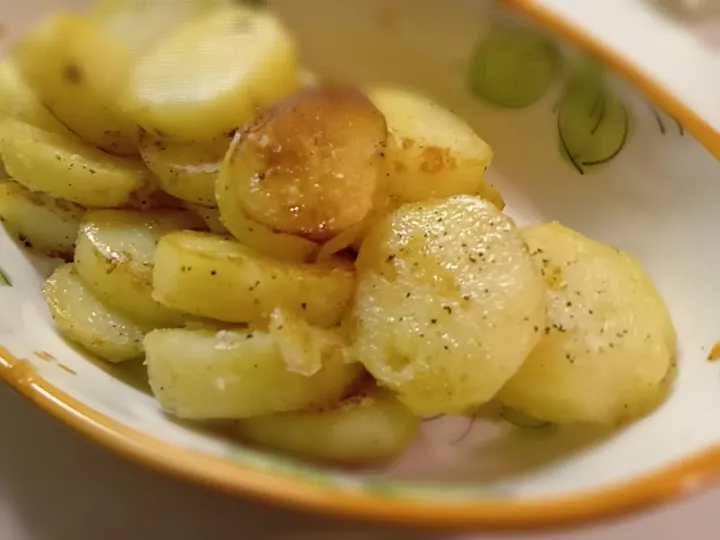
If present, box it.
[497,222,677,425]
[220,86,388,240]
[350,195,547,415]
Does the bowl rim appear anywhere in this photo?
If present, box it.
[2,0,720,529]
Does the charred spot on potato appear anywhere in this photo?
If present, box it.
[63,63,83,85]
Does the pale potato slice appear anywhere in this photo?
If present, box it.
[238,383,420,462]
[43,264,148,362]
[121,5,300,142]
[222,86,387,240]
[152,231,354,326]
[498,222,677,425]
[367,86,503,208]
[0,59,73,137]
[350,195,546,415]
[87,0,230,55]
[0,182,84,260]
[144,326,363,419]
[216,165,319,262]
[14,14,137,155]
[74,209,203,326]
[138,130,230,206]
[0,118,154,208]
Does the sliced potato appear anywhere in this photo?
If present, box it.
[139,130,229,206]
[222,86,387,239]
[121,5,300,142]
[14,14,137,155]
[144,326,363,419]
[498,222,676,424]
[43,264,148,362]
[238,383,420,462]
[216,165,318,262]
[0,59,73,137]
[0,118,154,208]
[350,195,546,415]
[87,0,230,55]
[0,182,84,260]
[152,231,354,326]
[185,204,229,234]
[74,209,203,326]
[367,86,503,208]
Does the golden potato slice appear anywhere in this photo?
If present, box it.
[367,86,502,208]
[238,382,420,462]
[74,210,202,326]
[43,264,148,362]
[14,14,137,155]
[498,222,676,424]
[138,130,230,206]
[144,326,363,419]
[152,231,354,326]
[222,86,387,240]
[0,182,84,260]
[121,5,300,142]
[216,164,319,262]
[0,59,73,137]
[350,195,546,415]
[0,118,154,208]
[87,0,230,55]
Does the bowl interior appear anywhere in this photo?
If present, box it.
[1,0,719,506]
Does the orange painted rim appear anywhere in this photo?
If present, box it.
[2,1,720,530]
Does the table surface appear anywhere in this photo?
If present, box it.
[0,385,717,540]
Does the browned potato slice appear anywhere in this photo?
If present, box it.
[220,86,387,240]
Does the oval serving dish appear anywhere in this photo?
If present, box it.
[1,0,720,529]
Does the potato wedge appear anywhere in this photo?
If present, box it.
[367,86,503,208]
[152,231,354,326]
[216,165,319,262]
[0,182,84,260]
[498,222,676,424]
[238,383,420,462]
[350,195,546,415]
[87,0,230,55]
[43,264,148,362]
[121,6,300,142]
[144,326,363,419]
[139,130,230,206]
[222,86,387,240]
[14,14,137,155]
[0,59,73,137]
[74,209,203,327]
[0,118,154,208]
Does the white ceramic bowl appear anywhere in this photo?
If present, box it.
[2,0,720,529]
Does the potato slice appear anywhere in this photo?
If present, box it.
[498,222,676,424]
[43,264,148,362]
[14,14,137,155]
[0,59,73,137]
[74,210,202,326]
[350,195,546,415]
[216,165,319,262]
[238,383,420,462]
[221,86,387,240]
[138,130,229,206]
[185,204,229,234]
[144,326,363,419]
[0,182,84,260]
[87,0,230,55]
[121,5,300,142]
[0,118,154,208]
[152,231,354,326]
[367,86,503,208]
